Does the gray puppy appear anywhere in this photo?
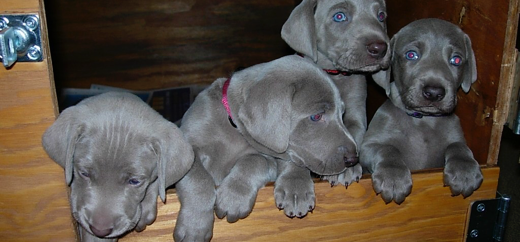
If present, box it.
[42,92,194,242]
[362,19,483,204]
[281,0,391,186]
[174,55,357,242]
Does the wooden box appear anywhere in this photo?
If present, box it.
[0,0,517,241]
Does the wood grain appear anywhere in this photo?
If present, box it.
[121,167,499,242]
[0,0,75,241]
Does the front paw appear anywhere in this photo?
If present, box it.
[371,162,412,204]
[322,163,362,187]
[274,176,315,218]
[214,177,258,223]
[444,159,483,197]
[174,209,213,242]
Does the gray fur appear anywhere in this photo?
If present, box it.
[361,19,482,204]
[174,55,357,241]
[42,92,194,241]
[282,0,390,186]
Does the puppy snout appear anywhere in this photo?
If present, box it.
[344,156,359,167]
[89,224,113,237]
[366,41,388,59]
[422,85,446,102]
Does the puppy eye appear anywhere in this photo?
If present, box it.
[79,171,90,179]
[333,12,347,22]
[128,178,141,186]
[377,11,386,22]
[405,50,420,61]
[449,56,463,66]
[310,113,323,122]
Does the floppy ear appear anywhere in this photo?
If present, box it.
[372,35,396,96]
[153,125,194,203]
[237,80,295,154]
[281,0,318,61]
[42,107,83,186]
[461,33,477,93]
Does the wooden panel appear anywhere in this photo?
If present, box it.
[0,0,76,241]
[367,0,519,166]
[121,167,499,241]
[44,0,297,91]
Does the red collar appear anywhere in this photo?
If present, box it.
[297,53,351,76]
[222,78,237,128]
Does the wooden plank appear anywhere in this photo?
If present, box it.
[487,0,520,165]
[121,167,499,242]
[0,0,76,241]
[44,0,297,91]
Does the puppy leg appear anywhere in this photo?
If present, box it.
[361,144,412,204]
[215,154,277,223]
[135,179,159,232]
[274,161,315,218]
[78,225,117,242]
[322,75,365,187]
[321,163,362,187]
[174,158,216,242]
[340,75,368,146]
[444,142,483,197]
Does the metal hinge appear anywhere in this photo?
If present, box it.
[465,193,511,242]
[0,14,43,68]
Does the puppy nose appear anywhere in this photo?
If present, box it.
[422,86,446,102]
[366,42,388,59]
[89,225,113,237]
[344,156,359,167]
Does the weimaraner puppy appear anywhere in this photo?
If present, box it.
[282,0,391,187]
[174,55,358,242]
[42,92,194,242]
[362,19,483,204]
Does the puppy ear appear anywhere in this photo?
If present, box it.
[153,125,194,203]
[237,80,295,154]
[281,0,318,62]
[372,68,391,96]
[461,34,477,93]
[42,107,83,186]
[372,36,396,96]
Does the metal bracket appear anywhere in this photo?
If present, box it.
[466,194,511,242]
[0,14,43,68]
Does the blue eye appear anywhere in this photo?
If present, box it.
[128,178,141,186]
[310,113,323,122]
[449,56,463,66]
[377,11,386,22]
[333,12,347,22]
[405,50,420,60]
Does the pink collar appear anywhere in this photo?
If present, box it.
[221,78,237,128]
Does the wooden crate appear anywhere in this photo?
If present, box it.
[0,0,518,241]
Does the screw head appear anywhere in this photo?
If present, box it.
[23,16,39,31]
[27,45,41,60]
[0,17,8,29]
[470,229,479,238]
[476,203,486,212]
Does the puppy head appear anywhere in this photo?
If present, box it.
[282,0,390,72]
[374,18,477,115]
[42,92,194,238]
[232,56,358,175]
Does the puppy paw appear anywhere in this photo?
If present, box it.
[321,163,362,187]
[371,162,412,204]
[174,210,213,242]
[444,159,483,198]
[215,177,258,223]
[274,176,315,218]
